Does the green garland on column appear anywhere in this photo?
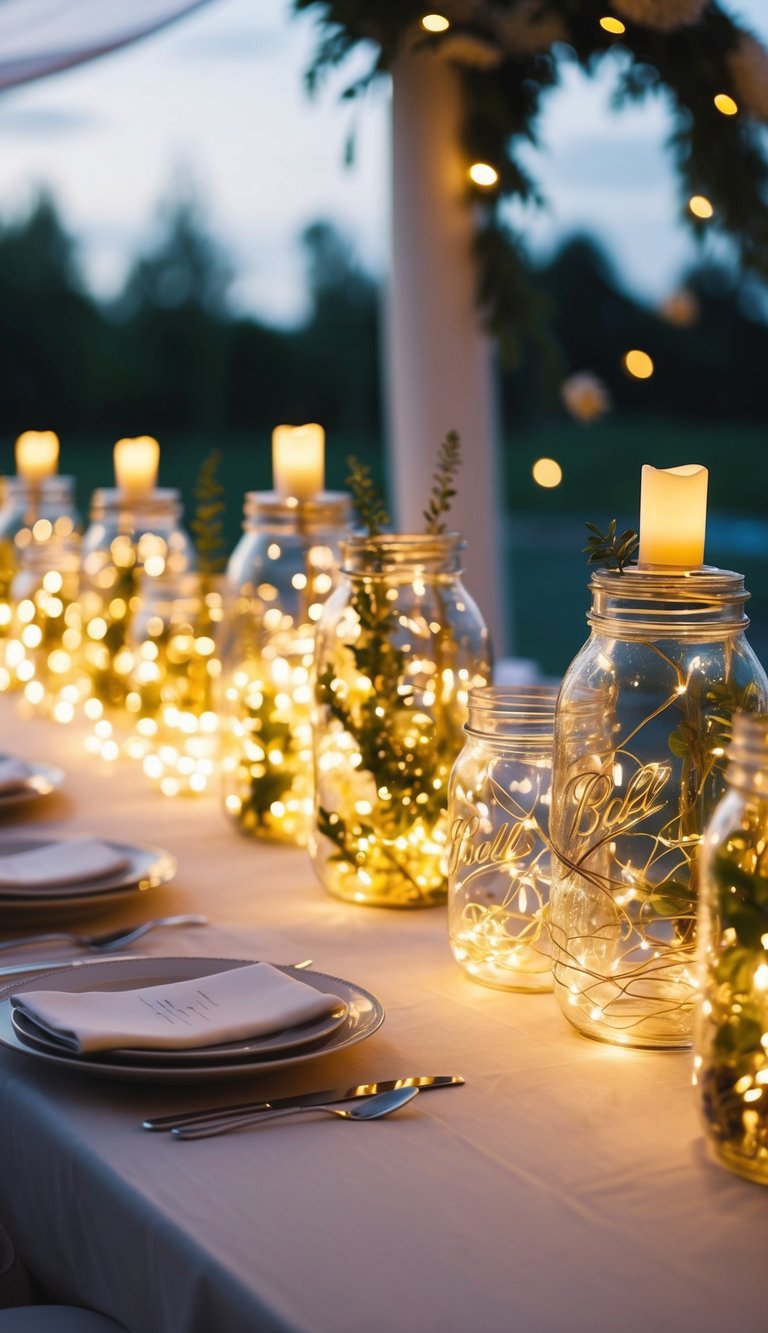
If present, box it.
[294,0,768,361]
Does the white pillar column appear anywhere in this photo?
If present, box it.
[385,43,508,655]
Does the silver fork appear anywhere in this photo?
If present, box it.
[0,914,209,953]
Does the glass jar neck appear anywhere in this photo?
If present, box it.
[342,532,465,578]
[242,491,352,536]
[465,686,556,753]
[725,712,768,798]
[588,566,750,640]
[1,476,80,530]
[88,487,184,533]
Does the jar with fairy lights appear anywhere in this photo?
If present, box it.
[448,687,556,990]
[695,712,768,1185]
[549,466,768,1050]
[311,531,491,907]
[2,477,83,716]
[121,572,224,796]
[221,487,352,843]
[79,439,195,748]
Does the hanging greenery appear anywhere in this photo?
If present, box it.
[293,0,768,362]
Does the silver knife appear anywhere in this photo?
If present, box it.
[0,954,142,986]
[143,1074,464,1132]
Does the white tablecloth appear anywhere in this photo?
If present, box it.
[0,703,764,1333]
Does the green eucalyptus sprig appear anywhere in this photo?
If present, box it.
[423,431,461,534]
[583,520,639,575]
[346,456,390,538]
[190,449,227,575]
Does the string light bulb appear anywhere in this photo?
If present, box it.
[421,13,450,32]
[468,163,499,188]
[600,16,626,34]
[689,195,714,219]
[714,93,738,116]
[624,350,655,380]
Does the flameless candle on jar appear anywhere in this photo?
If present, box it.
[638,463,708,567]
[113,437,160,501]
[549,464,768,1050]
[15,431,60,486]
[79,439,194,758]
[271,424,325,502]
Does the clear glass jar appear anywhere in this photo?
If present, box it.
[448,686,556,990]
[1,478,82,712]
[695,712,768,1184]
[550,566,768,1049]
[221,491,352,844]
[79,488,195,724]
[311,532,492,907]
[122,572,224,796]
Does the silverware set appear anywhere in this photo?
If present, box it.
[143,1075,464,1138]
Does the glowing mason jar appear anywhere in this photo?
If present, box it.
[550,567,768,1049]
[1,477,82,714]
[695,712,768,1184]
[79,488,194,751]
[448,687,556,990]
[221,490,352,844]
[311,533,491,907]
[122,573,224,796]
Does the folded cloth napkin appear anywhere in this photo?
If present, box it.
[0,839,128,890]
[0,759,32,793]
[11,963,345,1054]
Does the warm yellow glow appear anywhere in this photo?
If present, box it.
[114,436,160,499]
[624,349,654,379]
[689,194,714,219]
[599,16,625,33]
[532,457,563,489]
[638,463,708,567]
[421,12,449,31]
[15,431,59,483]
[272,423,325,501]
[714,93,738,116]
[468,162,499,188]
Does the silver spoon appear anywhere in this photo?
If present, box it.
[0,914,208,953]
[172,1086,420,1139]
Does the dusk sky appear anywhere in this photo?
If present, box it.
[0,0,765,324]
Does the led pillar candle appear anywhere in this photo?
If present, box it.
[638,464,708,567]
[15,431,59,484]
[114,436,160,500]
[272,424,325,502]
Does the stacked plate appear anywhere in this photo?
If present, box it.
[0,957,385,1083]
[0,756,64,810]
[0,833,177,923]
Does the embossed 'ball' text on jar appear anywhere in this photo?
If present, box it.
[695,712,768,1184]
[311,532,492,908]
[549,566,768,1050]
[448,686,556,991]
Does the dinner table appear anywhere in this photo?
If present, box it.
[0,697,764,1333]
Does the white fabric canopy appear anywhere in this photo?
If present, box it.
[0,0,211,91]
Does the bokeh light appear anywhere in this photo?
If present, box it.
[532,458,563,488]
[421,14,450,32]
[624,349,655,379]
[714,93,738,116]
[599,17,626,34]
[689,195,714,219]
[468,163,499,188]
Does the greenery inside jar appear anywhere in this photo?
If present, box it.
[312,435,492,907]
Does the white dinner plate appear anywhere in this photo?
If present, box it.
[0,957,385,1083]
[0,759,65,809]
[12,995,349,1066]
[0,836,176,921]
